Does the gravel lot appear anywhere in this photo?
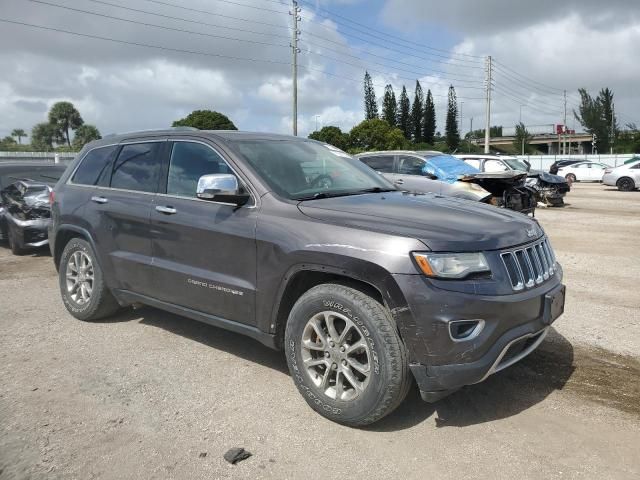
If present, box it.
[1,183,639,479]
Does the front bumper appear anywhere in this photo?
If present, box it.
[5,214,51,248]
[392,271,565,401]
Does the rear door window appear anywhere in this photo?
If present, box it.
[360,155,395,173]
[72,146,118,186]
[398,156,426,175]
[463,158,481,169]
[110,143,163,193]
[484,159,509,172]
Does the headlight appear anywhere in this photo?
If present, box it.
[412,252,490,279]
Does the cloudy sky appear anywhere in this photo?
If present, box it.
[1,0,639,141]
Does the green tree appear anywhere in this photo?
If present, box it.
[11,128,27,144]
[363,71,378,120]
[422,89,436,145]
[31,123,58,151]
[349,118,407,151]
[513,122,532,154]
[72,124,102,149]
[381,85,397,127]
[445,85,460,151]
[308,126,350,151]
[410,80,424,143]
[396,86,411,139]
[172,110,237,130]
[1,136,17,148]
[48,101,84,147]
[574,88,618,153]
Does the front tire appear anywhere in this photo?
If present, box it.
[7,224,26,256]
[565,173,576,184]
[59,238,121,321]
[617,177,636,191]
[285,284,411,426]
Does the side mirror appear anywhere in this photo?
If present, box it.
[196,174,249,206]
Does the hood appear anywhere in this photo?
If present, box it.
[459,171,528,196]
[298,191,542,251]
[528,170,568,185]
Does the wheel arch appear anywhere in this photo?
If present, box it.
[270,263,410,350]
[53,225,98,270]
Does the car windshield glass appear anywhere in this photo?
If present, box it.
[424,154,479,184]
[503,158,529,171]
[231,139,394,200]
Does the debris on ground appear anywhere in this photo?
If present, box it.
[223,447,252,465]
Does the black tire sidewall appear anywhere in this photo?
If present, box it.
[285,286,398,425]
[618,178,635,191]
[59,238,107,320]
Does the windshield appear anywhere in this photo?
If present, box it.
[423,154,479,184]
[231,139,394,200]
[503,158,529,171]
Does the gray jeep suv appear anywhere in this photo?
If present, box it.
[50,130,565,426]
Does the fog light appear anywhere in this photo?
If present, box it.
[449,319,484,341]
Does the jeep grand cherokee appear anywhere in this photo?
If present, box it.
[49,130,565,426]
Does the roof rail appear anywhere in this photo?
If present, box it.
[103,126,199,138]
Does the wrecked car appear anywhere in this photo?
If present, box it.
[356,151,536,214]
[0,164,66,254]
[457,154,571,206]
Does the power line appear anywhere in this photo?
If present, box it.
[297,0,484,61]
[84,0,290,32]
[142,0,289,15]
[301,46,484,88]
[0,16,484,103]
[29,0,291,48]
[492,59,565,94]
[0,17,292,66]
[492,82,566,110]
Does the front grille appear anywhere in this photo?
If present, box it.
[501,237,556,291]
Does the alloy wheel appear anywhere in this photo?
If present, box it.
[300,311,371,402]
[65,251,94,306]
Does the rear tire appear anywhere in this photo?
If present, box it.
[59,238,121,321]
[284,284,411,427]
[565,173,576,184]
[7,224,27,256]
[617,177,636,192]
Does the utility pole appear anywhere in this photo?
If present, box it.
[484,56,492,154]
[610,104,615,154]
[314,115,320,132]
[290,1,301,136]
[469,117,474,151]
[563,90,567,155]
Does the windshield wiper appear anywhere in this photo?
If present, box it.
[355,187,396,193]
[295,187,396,201]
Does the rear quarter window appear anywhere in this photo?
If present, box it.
[72,146,118,186]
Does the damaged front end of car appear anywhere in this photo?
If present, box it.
[459,171,537,215]
[0,181,53,249]
[525,171,571,207]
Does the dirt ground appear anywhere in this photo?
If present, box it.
[1,183,639,479]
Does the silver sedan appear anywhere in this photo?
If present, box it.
[602,160,640,191]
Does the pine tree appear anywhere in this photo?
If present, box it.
[381,85,397,127]
[397,86,411,139]
[422,89,436,145]
[363,71,379,120]
[445,85,460,151]
[410,80,424,142]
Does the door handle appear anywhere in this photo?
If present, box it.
[155,205,177,215]
[395,179,404,185]
[91,196,108,204]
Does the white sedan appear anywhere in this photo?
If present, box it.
[557,162,610,183]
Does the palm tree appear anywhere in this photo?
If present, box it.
[11,129,27,144]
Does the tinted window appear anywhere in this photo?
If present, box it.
[361,155,394,173]
[111,143,162,193]
[167,142,233,197]
[398,156,426,175]
[72,146,117,186]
